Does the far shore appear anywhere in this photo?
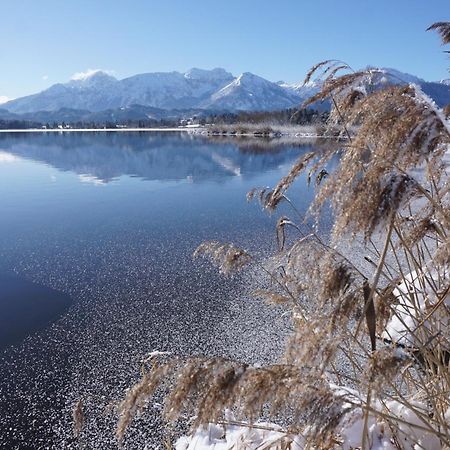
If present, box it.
[0,127,200,133]
[0,125,330,139]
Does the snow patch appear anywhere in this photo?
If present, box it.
[176,411,304,450]
[177,391,444,449]
[383,265,450,347]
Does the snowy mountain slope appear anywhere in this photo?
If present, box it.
[4,68,301,114]
[3,67,449,115]
[6,71,120,113]
[202,72,300,111]
[278,79,320,98]
[4,68,237,113]
[277,79,328,111]
[115,68,235,110]
[364,68,449,106]
[282,67,450,108]
[372,67,424,85]
[363,68,450,106]
[420,81,450,107]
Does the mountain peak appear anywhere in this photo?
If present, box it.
[184,67,233,81]
[364,67,424,85]
[70,69,117,83]
[234,72,268,86]
[237,72,259,80]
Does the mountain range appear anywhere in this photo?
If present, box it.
[1,67,449,123]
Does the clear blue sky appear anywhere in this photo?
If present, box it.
[1,0,448,100]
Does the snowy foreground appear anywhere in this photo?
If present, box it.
[175,393,443,450]
[175,265,450,449]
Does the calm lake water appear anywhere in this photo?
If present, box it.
[0,132,326,448]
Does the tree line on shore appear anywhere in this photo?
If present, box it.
[0,107,326,130]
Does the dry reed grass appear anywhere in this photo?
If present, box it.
[111,22,450,449]
[427,22,450,46]
[72,399,84,437]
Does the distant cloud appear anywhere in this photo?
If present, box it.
[42,75,49,81]
[71,68,115,81]
[0,95,10,104]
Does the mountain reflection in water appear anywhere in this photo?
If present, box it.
[0,131,318,184]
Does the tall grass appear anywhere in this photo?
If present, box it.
[113,23,450,449]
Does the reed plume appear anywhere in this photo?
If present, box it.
[427,22,450,45]
[115,22,450,449]
[72,399,85,438]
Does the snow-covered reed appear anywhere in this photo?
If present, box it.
[109,22,450,449]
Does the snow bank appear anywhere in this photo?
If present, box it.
[339,398,441,450]
[175,391,444,449]
[175,413,304,450]
[382,266,449,347]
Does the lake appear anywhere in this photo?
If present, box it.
[0,131,324,448]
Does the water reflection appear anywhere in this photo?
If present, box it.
[0,132,315,184]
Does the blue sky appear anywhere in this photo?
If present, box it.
[1,0,448,101]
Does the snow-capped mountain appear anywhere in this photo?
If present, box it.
[361,68,450,105]
[6,71,120,113]
[281,67,450,108]
[372,67,424,85]
[3,68,239,113]
[201,72,299,111]
[2,67,449,116]
[115,68,235,110]
[4,68,303,114]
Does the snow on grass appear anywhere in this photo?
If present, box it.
[175,411,304,450]
[382,266,450,347]
[337,394,443,450]
[176,391,444,450]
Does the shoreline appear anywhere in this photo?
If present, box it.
[0,127,199,133]
[0,126,329,139]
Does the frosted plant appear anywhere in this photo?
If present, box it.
[111,22,450,449]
